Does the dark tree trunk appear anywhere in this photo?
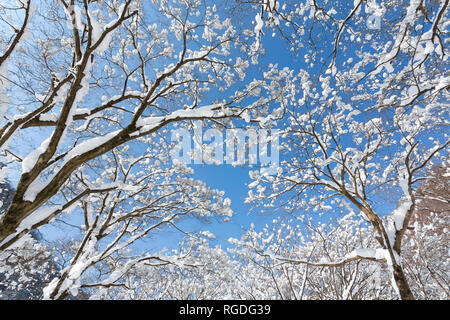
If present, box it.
[392,264,415,300]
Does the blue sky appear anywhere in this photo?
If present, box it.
[165,34,303,248]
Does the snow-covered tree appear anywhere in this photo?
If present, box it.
[39,140,233,299]
[94,237,239,300]
[245,0,449,300]
[0,0,448,301]
[229,213,396,300]
[0,0,288,250]
[0,0,32,121]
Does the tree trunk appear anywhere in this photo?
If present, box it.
[392,264,415,300]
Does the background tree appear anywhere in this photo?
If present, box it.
[229,213,395,300]
[94,237,239,300]
[0,232,59,300]
[402,162,450,299]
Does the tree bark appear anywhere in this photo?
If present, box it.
[392,263,415,300]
